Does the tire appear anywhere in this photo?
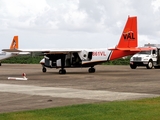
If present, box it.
[59,69,66,74]
[146,60,153,69]
[62,69,66,74]
[88,67,95,73]
[42,67,47,72]
[130,64,137,69]
[0,62,1,66]
[154,66,160,69]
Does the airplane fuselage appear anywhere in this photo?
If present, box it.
[0,52,17,61]
[40,49,110,69]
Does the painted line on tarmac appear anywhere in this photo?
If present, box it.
[0,83,159,101]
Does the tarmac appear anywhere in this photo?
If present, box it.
[0,64,160,113]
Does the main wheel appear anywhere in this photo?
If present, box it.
[0,62,1,66]
[146,60,153,69]
[88,67,95,73]
[130,64,137,69]
[42,67,47,72]
[59,69,66,74]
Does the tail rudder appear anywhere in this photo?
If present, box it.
[117,16,137,48]
[109,16,138,61]
[10,36,18,49]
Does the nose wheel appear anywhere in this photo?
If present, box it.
[88,67,95,73]
[42,67,47,72]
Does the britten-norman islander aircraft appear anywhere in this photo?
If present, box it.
[2,16,152,74]
[0,36,29,66]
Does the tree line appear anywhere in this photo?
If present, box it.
[2,55,131,65]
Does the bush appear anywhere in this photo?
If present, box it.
[102,57,131,65]
[2,55,131,65]
[2,55,43,64]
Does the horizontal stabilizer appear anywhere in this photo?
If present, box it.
[2,49,22,52]
[108,47,154,52]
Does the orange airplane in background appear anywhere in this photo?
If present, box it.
[0,36,29,66]
[2,16,152,74]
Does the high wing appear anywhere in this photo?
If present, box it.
[2,48,82,54]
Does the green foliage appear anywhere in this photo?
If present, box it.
[1,97,160,120]
[103,57,131,65]
[2,55,43,64]
[2,55,131,65]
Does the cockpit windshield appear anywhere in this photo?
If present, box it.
[138,50,151,55]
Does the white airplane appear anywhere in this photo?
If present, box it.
[0,36,19,66]
[2,16,152,74]
[0,36,30,66]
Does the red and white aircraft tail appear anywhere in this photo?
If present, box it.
[108,16,141,60]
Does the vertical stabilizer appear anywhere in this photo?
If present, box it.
[109,16,138,60]
[117,16,137,48]
[10,36,18,49]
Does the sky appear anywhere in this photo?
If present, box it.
[0,0,160,49]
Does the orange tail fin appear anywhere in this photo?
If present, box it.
[10,36,19,49]
[109,16,138,60]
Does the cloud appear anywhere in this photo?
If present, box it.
[0,0,50,30]
[152,0,160,12]
[0,0,160,49]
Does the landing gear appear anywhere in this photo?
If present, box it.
[0,62,1,66]
[42,67,47,72]
[59,69,66,74]
[59,54,66,74]
[88,67,95,73]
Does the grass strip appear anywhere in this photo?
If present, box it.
[0,97,160,120]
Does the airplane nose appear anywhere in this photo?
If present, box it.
[40,58,45,65]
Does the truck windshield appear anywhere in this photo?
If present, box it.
[138,50,151,54]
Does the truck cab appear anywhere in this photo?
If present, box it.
[130,44,160,69]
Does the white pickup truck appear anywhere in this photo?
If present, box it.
[130,44,160,69]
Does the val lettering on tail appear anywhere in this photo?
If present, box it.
[2,16,152,74]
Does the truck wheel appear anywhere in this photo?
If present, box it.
[146,60,153,69]
[130,64,137,69]
[154,66,160,69]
